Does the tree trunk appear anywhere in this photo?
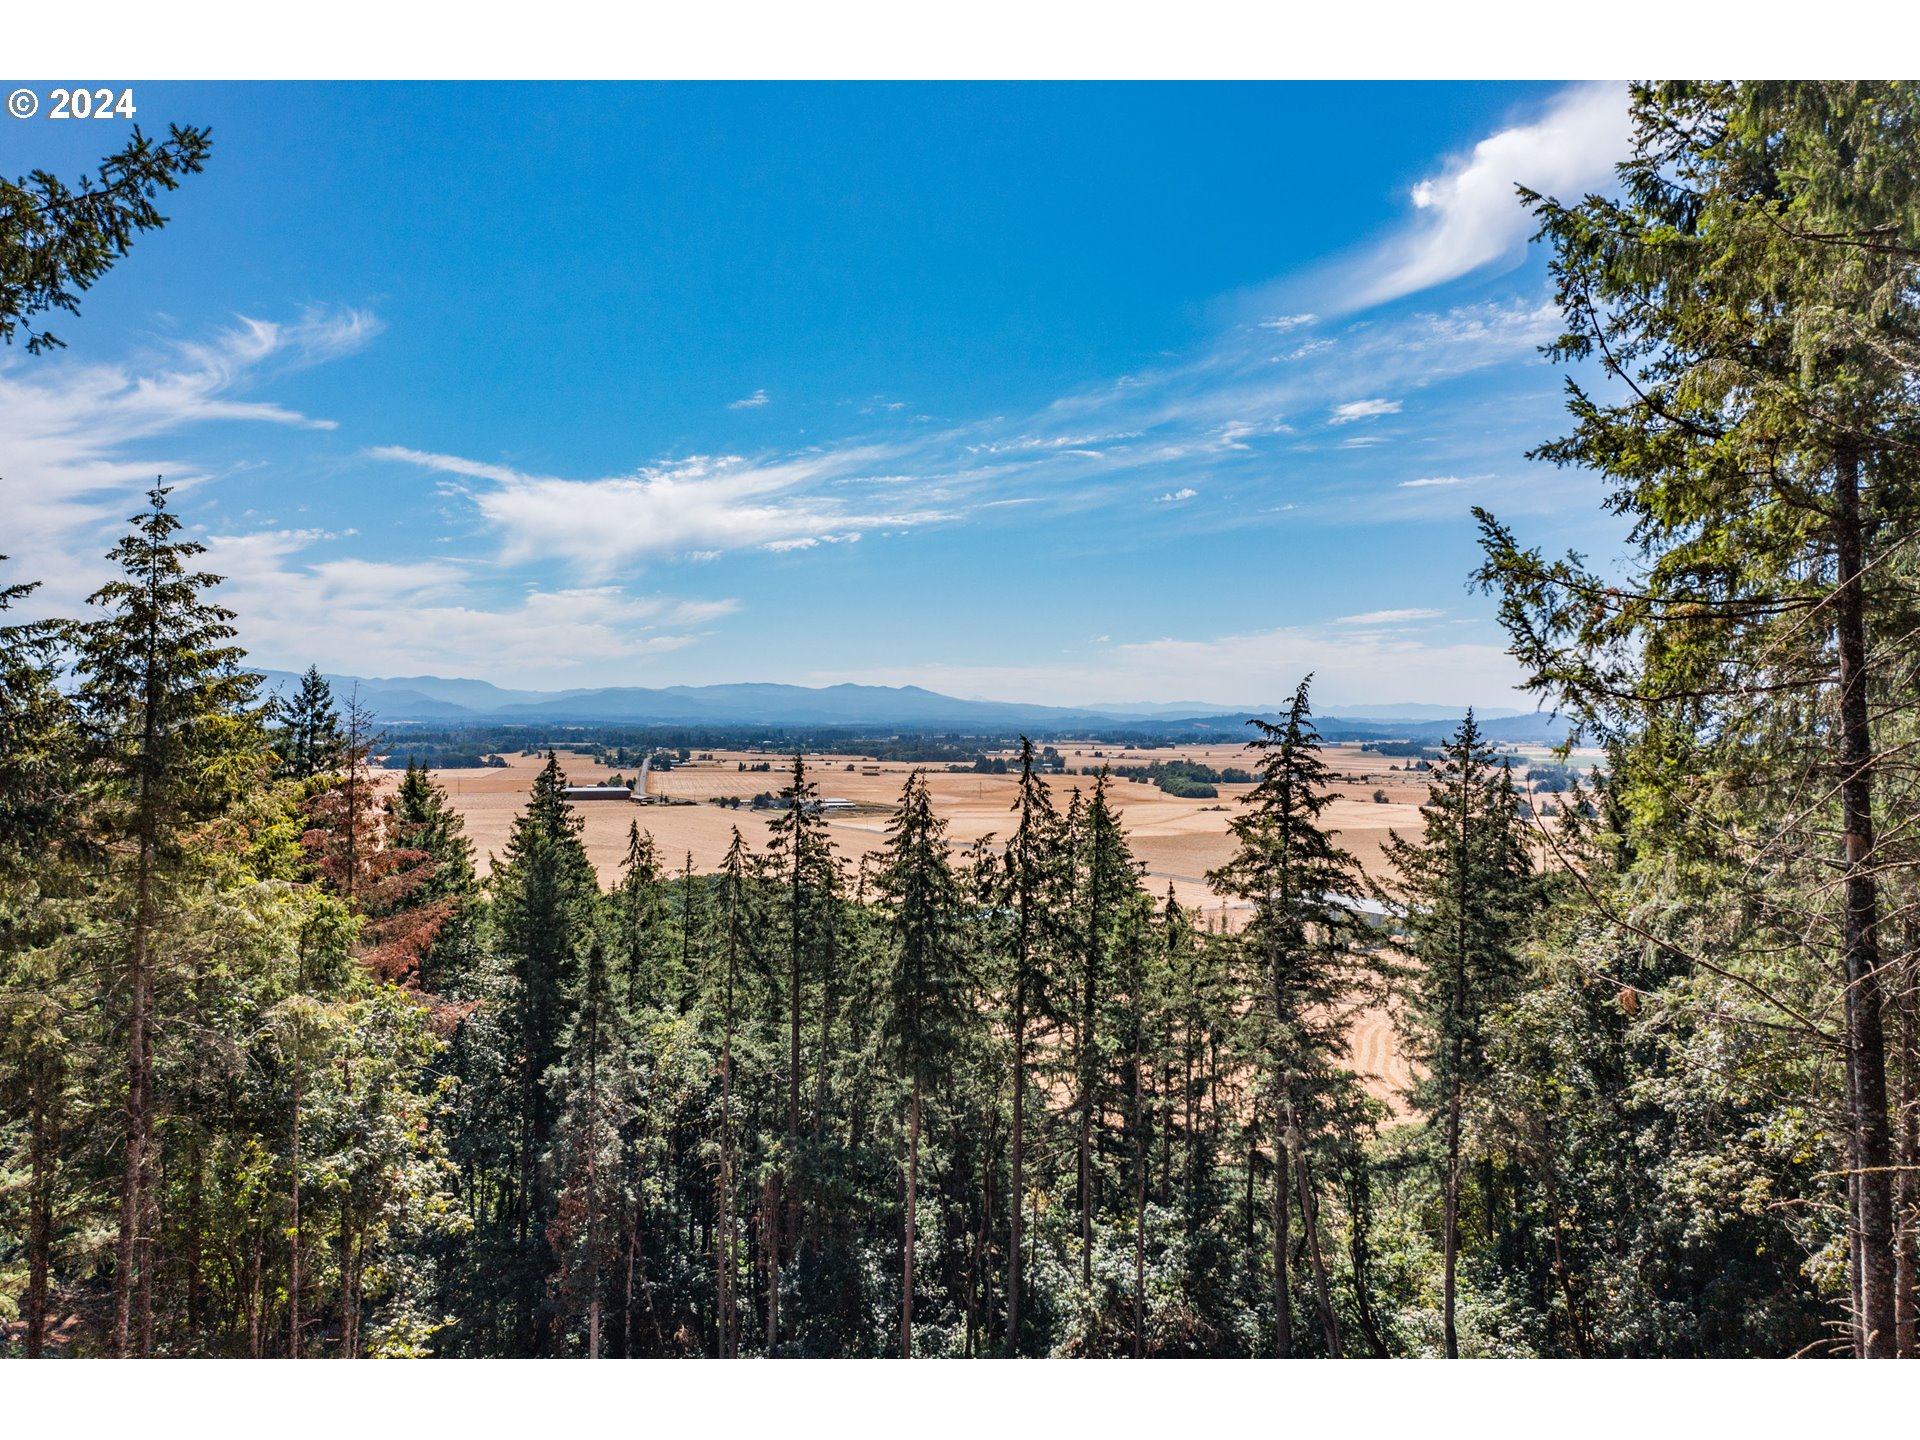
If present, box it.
[763,1174,779,1354]
[1287,1100,1341,1357]
[718,1015,737,1358]
[1078,1082,1093,1290]
[974,1127,992,1358]
[25,1052,53,1358]
[1894,949,1917,1358]
[1833,442,1897,1358]
[1346,1159,1391,1358]
[112,837,155,1357]
[137,1060,157,1356]
[1443,743,1472,1360]
[289,1059,302,1358]
[1272,1125,1292,1358]
[1847,1057,1866,1355]
[185,1136,204,1344]
[1133,1041,1147,1358]
[789,863,804,1144]
[338,1220,359,1358]
[1009,981,1025,1356]
[901,1079,920,1358]
[1442,1059,1463,1360]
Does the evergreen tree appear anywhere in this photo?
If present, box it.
[1207,676,1360,1358]
[0,560,84,1359]
[385,760,478,995]
[1068,772,1142,1291]
[611,823,673,1009]
[72,484,268,1355]
[0,559,78,859]
[704,827,763,1357]
[271,666,344,781]
[545,933,636,1358]
[490,751,598,1349]
[1000,735,1065,1353]
[1378,711,1538,1357]
[874,770,972,1356]
[1476,80,1920,1355]
[761,752,836,1346]
[0,564,85,1367]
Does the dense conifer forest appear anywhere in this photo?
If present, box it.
[6,80,1920,1358]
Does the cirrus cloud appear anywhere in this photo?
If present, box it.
[369,445,951,575]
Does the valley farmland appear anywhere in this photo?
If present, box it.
[421,739,1590,1112]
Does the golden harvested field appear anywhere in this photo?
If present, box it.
[423,742,1452,918]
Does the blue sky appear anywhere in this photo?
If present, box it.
[0,81,1631,708]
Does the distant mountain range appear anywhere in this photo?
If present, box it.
[256,670,1567,743]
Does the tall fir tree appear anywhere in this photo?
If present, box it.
[1069,772,1141,1290]
[761,751,836,1346]
[271,666,344,781]
[611,823,673,1010]
[1000,735,1064,1352]
[1207,676,1361,1358]
[490,751,599,1350]
[875,770,972,1357]
[1378,711,1538,1357]
[72,484,268,1355]
[0,558,85,1359]
[1475,80,1920,1355]
[545,933,636,1358]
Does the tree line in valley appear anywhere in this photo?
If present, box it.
[6,81,1920,1357]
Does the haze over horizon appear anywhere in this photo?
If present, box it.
[257,664,1536,723]
[1,81,1635,707]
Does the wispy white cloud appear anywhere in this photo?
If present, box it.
[1399,475,1467,488]
[729,388,769,409]
[1337,607,1445,625]
[0,308,379,610]
[373,445,948,575]
[763,532,861,553]
[1154,487,1198,504]
[200,527,739,686]
[1328,398,1402,425]
[1338,83,1627,311]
